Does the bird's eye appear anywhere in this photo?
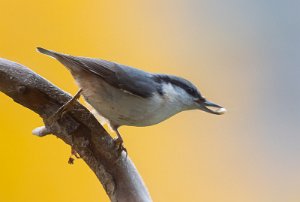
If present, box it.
[187,88,195,94]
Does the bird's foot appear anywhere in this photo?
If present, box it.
[48,89,82,125]
[68,146,81,165]
[114,137,128,158]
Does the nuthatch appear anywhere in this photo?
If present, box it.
[37,47,226,152]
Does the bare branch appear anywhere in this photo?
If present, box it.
[0,58,152,202]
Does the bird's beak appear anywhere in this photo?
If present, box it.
[196,99,226,115]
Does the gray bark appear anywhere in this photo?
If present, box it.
[0,58,152,202]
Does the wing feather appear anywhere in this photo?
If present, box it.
[62,55,158,98]
[37,47,160,98]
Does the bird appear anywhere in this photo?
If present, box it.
[37,47,226,153]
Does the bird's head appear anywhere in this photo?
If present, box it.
[156,75,226,115]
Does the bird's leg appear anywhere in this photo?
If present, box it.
[48,89,83,124]
[46,89,82,164]
[114,129,128,157]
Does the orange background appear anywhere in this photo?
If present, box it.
[0,1,299,202]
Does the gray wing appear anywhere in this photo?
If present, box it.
[37,47,161,98]
[64,55,160,98]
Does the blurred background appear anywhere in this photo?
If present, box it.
[0,0,299,201]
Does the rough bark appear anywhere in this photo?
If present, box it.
[0,58,152,202]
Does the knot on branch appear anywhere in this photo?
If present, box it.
[17,85,27,94]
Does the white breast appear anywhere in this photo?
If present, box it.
[74,73,188,127]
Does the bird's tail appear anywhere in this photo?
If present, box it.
[36,47,60,58]
[36,47,81,73]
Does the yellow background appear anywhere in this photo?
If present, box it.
[0,1,300,202]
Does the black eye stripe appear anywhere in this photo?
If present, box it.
[187,88,194,93]
[186,88,197,97]
[154,74,201,98]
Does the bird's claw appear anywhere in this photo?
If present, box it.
[48,89,82,125]
[114,138,128,158]
[68,147,80,165]
[71,148,81,159]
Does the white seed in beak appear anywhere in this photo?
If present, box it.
[215,107,227,114]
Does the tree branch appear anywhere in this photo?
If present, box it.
[0,58,152,202]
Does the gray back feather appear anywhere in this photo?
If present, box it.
[38,47,160,98]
